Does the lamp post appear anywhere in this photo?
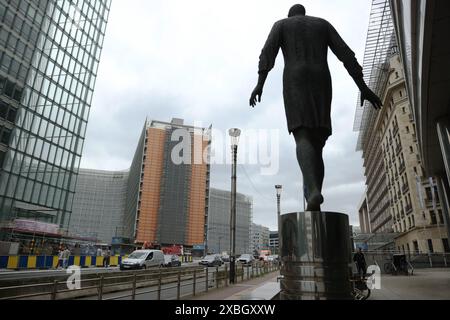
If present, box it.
[275,185,282,255]
[229,128,241,284]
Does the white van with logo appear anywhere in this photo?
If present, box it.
[120,250,165,270]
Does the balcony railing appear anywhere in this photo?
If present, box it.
[399,162,406,174]
[396,143,402,155]
[401,184,409,194]
[405,205,413,214]
[393,125,399,136]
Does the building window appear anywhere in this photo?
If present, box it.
[438,210,444,224]
[0,150,5,168]
[430,212,437,225]
[413,240,419,253]
[0,127,12,144]
[443,239,450,253]
[427,239,434,253]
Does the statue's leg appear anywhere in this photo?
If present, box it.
[293,127,325,211]
[311,129,328,194]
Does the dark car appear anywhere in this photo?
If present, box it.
[198,254,223,267]
[164,254,181,267]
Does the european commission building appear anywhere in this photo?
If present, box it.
[0,0,111,239]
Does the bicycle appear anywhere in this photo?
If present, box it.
[350,273,371,300]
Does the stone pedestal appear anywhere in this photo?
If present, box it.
[279,212,352,300]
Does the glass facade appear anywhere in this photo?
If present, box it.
[207,188,252,255]
[0,0,111,236]
[70,168,128,243]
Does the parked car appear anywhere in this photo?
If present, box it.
[238,254,254,265]
[164,254,181,267]
[221,254,230,262]
[120,250,165,270]
[199,254,223,267]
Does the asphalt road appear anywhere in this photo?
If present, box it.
[79,264,247,300]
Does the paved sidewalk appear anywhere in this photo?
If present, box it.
[370,268,450,300]
[188,268,450,300]
[187,271,280,300]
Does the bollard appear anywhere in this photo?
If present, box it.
[51,280,58,300]
[247,265,250,280]
[98,275,104,300]
[205,268,209,292]
[251,264,254,278]
[131,273,137,300]
[157,270,162,300]
[241,265,244,282]
[177,271,181,300]
[193,269,197,296]
[216,266,219,289]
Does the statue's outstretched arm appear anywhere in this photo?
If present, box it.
[327,22,382,110]
[250,21,282,107]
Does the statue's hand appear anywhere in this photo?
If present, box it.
[250,85,263,108]
[360,87,382,110]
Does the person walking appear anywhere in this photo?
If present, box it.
[353,247,367,279]
[56,248,64,269]
[103,247,111,268]
[62,246,71,269]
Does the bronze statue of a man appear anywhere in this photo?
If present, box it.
[250,4,382,211]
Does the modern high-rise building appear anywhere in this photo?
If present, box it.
[250,223,270,254]
[206,188,252,255]
[269,230,278,254]
[357,191,371,234]
[124,118,211,248]
[0,0,111,239]
[355,0,449,253]
[69,168,128,243]
[69,118,212,249]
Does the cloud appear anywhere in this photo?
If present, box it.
[82,0,372,231]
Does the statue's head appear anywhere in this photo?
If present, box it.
[288,4,306,17]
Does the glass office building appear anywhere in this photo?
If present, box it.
[70,168,128,243]
[206,188,252,255]
[0,0,111,238]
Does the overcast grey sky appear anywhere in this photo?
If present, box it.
[80,0,372,231]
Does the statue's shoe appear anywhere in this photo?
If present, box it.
[306,193,324,212]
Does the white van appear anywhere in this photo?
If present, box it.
[120,250,165,270]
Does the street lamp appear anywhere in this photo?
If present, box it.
[229,128,241,284]
[275,185,282,255]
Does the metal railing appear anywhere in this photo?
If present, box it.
[0,261,280,300]
[360,251,449,273]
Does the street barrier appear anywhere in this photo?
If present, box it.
[0,254,194,270]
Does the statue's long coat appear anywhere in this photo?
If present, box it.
[258,15,364,136]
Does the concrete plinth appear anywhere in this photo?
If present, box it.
[279,212,352,300]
